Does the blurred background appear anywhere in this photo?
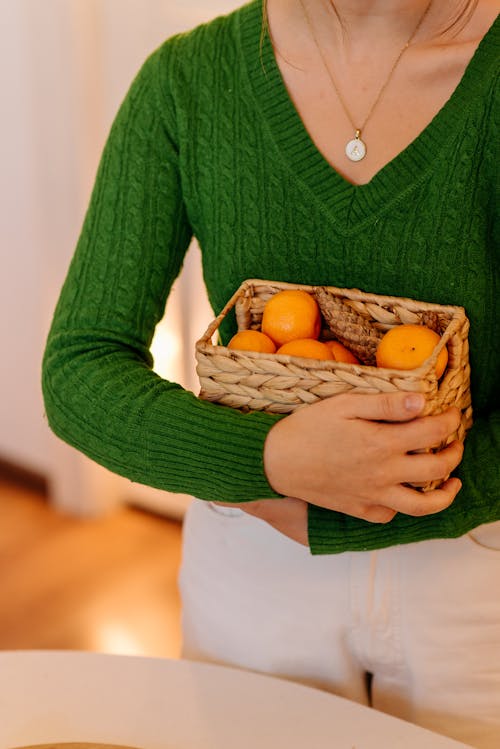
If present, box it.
[0,0,240,658]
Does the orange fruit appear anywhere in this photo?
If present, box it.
[276,338,334,360]
[376,324,448,378]
[261,290,321,347]
[228,329,277,354]
[324,340,360,364]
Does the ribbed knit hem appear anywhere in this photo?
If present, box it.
[307,500,500,555]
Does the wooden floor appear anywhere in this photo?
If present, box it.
[0,477,183,658]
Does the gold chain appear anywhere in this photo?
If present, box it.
[299,0,433,140]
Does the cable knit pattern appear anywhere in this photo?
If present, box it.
[42,2,499,553]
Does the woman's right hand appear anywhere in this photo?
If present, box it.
[263,391,463,523]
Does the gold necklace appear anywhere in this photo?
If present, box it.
[299,0,433,162]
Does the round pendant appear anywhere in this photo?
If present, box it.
[345,137,366,162]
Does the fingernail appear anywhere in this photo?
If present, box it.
[405,393,425,412]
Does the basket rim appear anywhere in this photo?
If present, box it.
[237,278,466,314]
[197,279,467,342]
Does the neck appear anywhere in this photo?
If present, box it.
[330,0,430,20]
[307,0,438,46]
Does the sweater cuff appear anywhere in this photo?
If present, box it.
[170,395,286,503]
[307,505,425,555]
[215,408,285,502]
[307,498,500,555]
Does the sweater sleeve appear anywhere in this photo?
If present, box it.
[41,43,283,504]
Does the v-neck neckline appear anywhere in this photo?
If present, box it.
[239,3,499,236]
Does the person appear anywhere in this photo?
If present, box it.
[42,0,499,746]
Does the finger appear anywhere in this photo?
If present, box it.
[211,500,249,509]
[397,407,462,452]
[385,477,462,517]
[395,440,464,484]
[261,497,309,545]
[238,497,309,546]
[337,391,426,423]
[360,505,398,524]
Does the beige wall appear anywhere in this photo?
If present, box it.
[0,0,239,515]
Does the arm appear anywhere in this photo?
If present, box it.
[42,43,283,504]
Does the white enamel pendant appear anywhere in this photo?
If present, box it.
[345,135,366,162]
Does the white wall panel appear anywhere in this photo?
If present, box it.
[0,1,243,516]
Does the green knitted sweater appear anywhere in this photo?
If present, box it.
[42,1,499,554]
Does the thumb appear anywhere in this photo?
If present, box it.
[342,391,426,422]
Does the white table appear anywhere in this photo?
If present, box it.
[0,651,473,749]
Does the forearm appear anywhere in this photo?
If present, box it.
[42,337,282,502]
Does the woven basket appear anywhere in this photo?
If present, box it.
[195,279,473,490]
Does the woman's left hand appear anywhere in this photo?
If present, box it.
[211,497,309,546]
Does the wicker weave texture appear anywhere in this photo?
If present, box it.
[196,279,472,490]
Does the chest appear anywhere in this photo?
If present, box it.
[273,38,484,185]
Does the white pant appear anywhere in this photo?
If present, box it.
[179,499,500,749]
